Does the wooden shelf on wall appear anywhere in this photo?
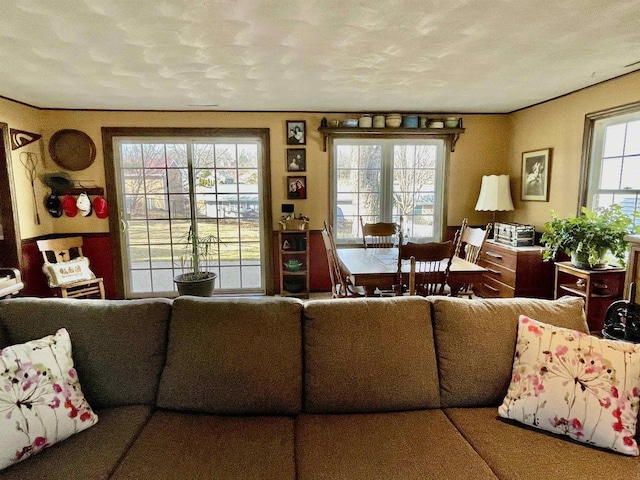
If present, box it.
[318,127,465,153]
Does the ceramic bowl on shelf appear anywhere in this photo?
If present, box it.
[428,120,444,128]
[327,119,340,128]
[284,277,305,293]
[342,119,358,128]
[445,117,458,128]
[284,260,303,272]
[385,114,402,128]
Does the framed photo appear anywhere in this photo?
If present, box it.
[286,148,306,172]
[286,120,306,145]
[521,148,552,201]
[287,176,307,200]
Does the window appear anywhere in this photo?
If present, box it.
[584,103,640,229]
[332,138,446,244]
[104,128,271,298]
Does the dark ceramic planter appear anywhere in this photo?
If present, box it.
[174,272,217,297]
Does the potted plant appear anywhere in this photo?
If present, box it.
[541,205,634,269]
[173,227,218,296]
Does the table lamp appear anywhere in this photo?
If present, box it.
[475,174,514,224]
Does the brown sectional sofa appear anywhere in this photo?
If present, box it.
[0,295,639,479]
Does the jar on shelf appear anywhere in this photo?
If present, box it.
[373,115,385,128]
[359,115,372,128]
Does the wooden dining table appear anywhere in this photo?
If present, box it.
[336,247,487,296]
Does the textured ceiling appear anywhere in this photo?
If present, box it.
[1,0,639,112]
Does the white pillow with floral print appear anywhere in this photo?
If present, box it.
[0,328,98,470]
[499,315,640,455]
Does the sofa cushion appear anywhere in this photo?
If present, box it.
[430,296,588,408]
[0,297,172,408]
[446,407,640,479]
[157,297,302,414]
[110,411,296,480]
[0,328,98,470]
[499,315,640,455]
[296,410,497,480]
[0,405,152,480]
[303,297,440,413]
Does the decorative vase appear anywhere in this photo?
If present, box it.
[174,272,217,296]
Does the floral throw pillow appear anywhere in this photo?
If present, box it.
[0,328,98,470]
[499,315,640,455]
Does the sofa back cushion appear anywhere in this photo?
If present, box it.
[0,297,172,408]
[303,297,440,413]
[157,297,303,415]
[430,295,588,408]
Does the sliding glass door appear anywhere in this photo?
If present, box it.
[113,135,266,297]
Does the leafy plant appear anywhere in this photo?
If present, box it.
[541,205,635,267]
[176,227,218,281]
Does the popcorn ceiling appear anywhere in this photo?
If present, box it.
[0,0,638,112]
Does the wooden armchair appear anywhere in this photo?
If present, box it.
[453,220,492,297]
[36,236,105,299]
[0,268,24,299]
[322,221,364,298]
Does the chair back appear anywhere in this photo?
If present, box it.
[459,223,492,264]
[359,217,398,249]
[36,236,85,263]
[321,223,345,298]
[400,241,455,296]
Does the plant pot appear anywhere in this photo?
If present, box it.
[570,250,607,270]
[173,272,217,297]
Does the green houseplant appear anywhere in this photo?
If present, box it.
[541,205,634,269]
[173,227,218,296]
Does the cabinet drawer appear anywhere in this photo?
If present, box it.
[478,275,515,298]
[478,260,516,287]
[480,246,517,270]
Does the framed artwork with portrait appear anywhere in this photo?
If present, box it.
[286,120,306,145]
[287,176,307,200]
[521,148,551,201]
[286,148,306,172]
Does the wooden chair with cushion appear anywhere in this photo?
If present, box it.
[402,241,456,296]
[453,220,492,297]
[322,222,364,298]
[36,236,105,299]
[360,217,399,249]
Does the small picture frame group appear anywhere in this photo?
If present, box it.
[287,176,307,200]
[286,120,306,145]
[521,148,552,202]
[286,148,306,172]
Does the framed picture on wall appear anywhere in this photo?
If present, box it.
[286,148,306,172]
[286,120,306,145]
[287,176,307,200]
[521,148,552,201]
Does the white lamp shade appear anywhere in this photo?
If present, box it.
[475,174,514,211]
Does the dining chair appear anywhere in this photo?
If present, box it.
[322,222,364,298]
[401,240,456,297]
[36,236,105,299]
[360,217,399,249]
[453,221,492,298]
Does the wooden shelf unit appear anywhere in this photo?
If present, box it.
[554,261,626,333]
[278,229,310,299]
[318,127,465,153]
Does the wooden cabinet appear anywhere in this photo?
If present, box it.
[278,230,310,298]
[554,261,625,333]
[476,240,554,299]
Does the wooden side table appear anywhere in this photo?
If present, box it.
[554,261,626,333]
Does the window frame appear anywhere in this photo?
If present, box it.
[579,100,640,214]
[328,134,451,245]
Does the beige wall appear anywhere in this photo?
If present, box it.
[4,67,638,242]
[2,108,509,239]
[508,70,640,230]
